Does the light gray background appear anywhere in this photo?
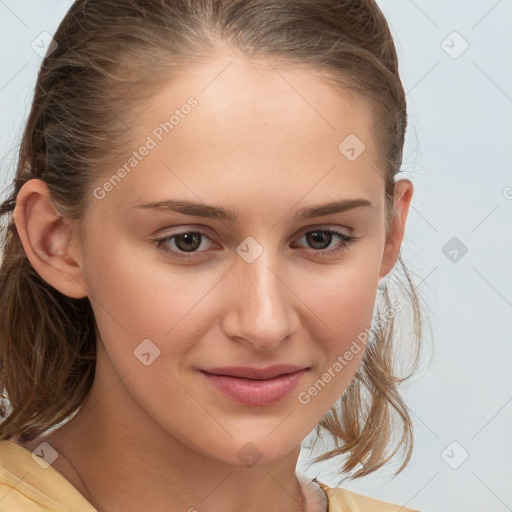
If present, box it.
[1,2,511,512]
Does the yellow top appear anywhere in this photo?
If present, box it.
[0,440,420,511]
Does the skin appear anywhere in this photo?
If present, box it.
[12,52,412,512]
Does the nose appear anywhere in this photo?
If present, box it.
[220,244,298,351]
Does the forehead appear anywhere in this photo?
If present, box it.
[144,54,378,150]
[97,54,385,215]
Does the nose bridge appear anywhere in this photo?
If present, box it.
[223,237,295,349]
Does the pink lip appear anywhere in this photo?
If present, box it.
[200,365,309,407]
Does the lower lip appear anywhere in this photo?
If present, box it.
[201,369,308,407]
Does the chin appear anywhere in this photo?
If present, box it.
[208,431,302,468]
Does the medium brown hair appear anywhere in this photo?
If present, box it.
[0,0,429,482]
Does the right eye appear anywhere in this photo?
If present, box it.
[152,230,216,259]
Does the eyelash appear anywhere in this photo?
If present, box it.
[151,228,358,260]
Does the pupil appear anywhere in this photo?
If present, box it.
[309,230,330,249]
[177,233,200,252]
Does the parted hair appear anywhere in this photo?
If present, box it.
[0,0,427,482]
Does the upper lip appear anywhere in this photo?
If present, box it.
[201,364,308,380]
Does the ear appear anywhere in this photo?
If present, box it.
[379,178,414,281]
[13,178,88,299]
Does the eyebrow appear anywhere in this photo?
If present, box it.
[132,197,374,222]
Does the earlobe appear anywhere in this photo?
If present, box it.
[13,179,89,299]
[379,179,414,281]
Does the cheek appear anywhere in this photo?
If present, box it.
[294,258,379,414]
[305,257,379,346]
[81,232,225,364]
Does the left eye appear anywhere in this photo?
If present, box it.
[292,229,357,256]
[295,230,347,250]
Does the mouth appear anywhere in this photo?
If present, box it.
[200,365,310,407]
[200,364,309,380]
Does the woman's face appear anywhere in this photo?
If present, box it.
[71,54,411,465]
